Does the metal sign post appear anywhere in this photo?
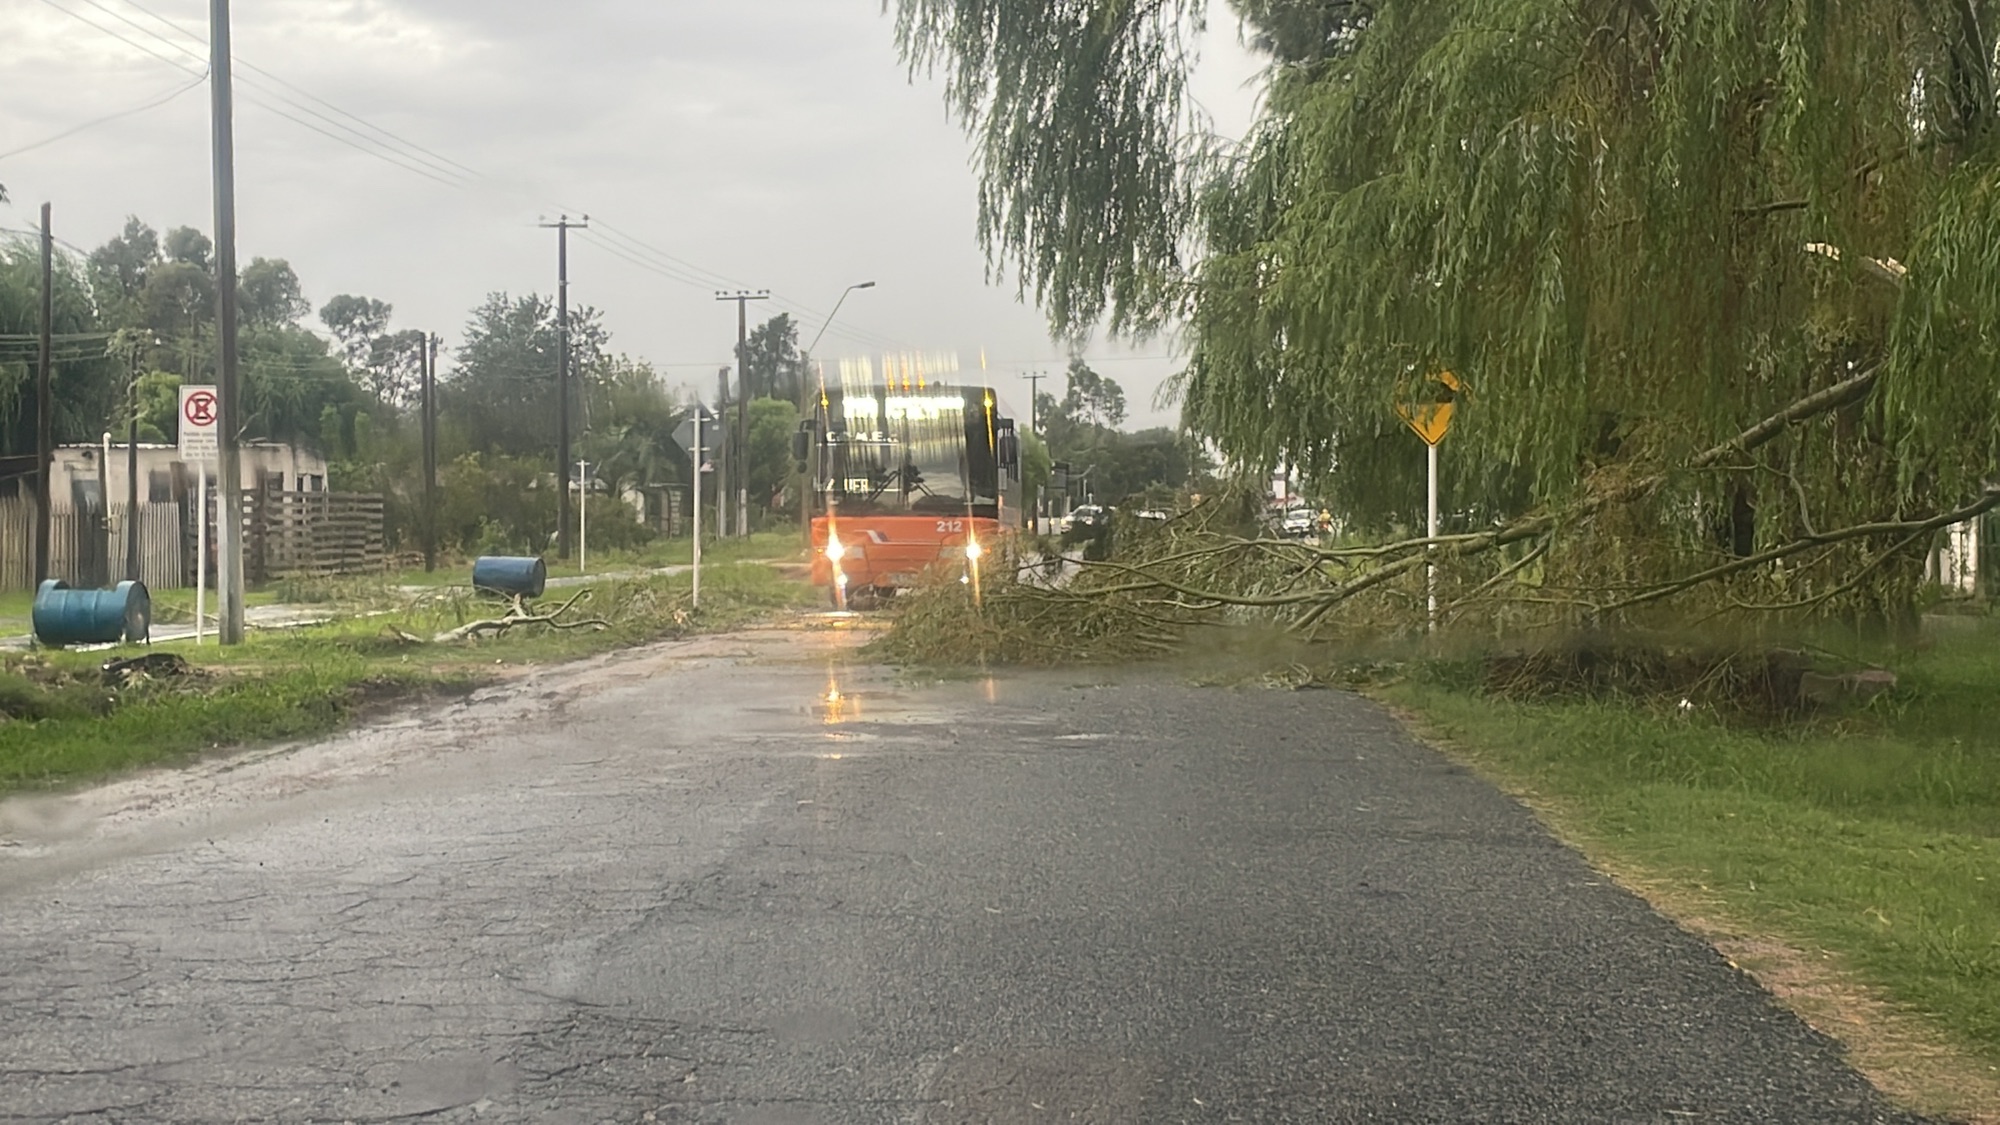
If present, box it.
[1396,372,1463,632]
[195,470,207,645]
[180,385,219,644]
[576,460,591,574]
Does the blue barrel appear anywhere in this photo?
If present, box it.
[31,579,151,646]
[471,556,547,599]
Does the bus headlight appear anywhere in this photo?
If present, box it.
[826,533,846,562]
[964,538,983,561]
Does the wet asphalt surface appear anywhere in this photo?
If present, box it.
[0,623,1936,1124]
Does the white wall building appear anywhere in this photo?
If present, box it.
[47,441,329,512]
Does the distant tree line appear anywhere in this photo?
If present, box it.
[0,215,758,557]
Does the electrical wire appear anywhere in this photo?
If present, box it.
[573,231,902,356]
[30,0,937,365]
[0,71,208,161]
[35,0,473,191]
[576,221,912,353]
[108,0,487,183]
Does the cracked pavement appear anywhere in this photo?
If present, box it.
[0,622,1936,1123]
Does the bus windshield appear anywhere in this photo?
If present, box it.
[816,384,1007,517]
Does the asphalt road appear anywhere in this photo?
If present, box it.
[0,623,1933,1124]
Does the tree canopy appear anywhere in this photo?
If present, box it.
[894,0,2000,623]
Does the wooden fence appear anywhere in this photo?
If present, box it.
[0,491,384,592]
[1,498,186,591]
[243,490,385,583]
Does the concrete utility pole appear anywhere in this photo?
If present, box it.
[210,0,245,644]
[34,203,53,585]
[716,290,767,537]
[125,337,143,582]
[542,215,588,559]
[715,366,731,537]
[420,333,438,573]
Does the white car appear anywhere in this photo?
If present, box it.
[1280,508,1317,538]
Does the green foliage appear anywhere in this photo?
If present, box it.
[742,313,809,402]
[892,0,1209,337]
[0,234,119,456]
[746,396,800,508]
[1033,361,1203,506]
[894,0,2000,623]
[446,291,609,457]
[438,451,558,556]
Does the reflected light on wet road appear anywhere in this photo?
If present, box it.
[821,670,858,725]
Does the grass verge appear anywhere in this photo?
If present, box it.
[1378,631,2000,1123]
[0,562,819,796]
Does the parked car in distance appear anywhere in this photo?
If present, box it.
[1280,508,1317,538]
[1066,504,1110,530]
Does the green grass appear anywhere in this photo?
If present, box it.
[379,530,808,589]
[1381,630,2000,1087]
[0,657,438,789]
[0,563,820,794]
[0,589,32,631]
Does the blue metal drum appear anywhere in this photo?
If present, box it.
[31,579,151,646]
[471,556,548,599]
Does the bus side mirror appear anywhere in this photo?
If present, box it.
[997,431,1019,471]
[791,424,812,468]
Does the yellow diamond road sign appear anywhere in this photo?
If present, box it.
[1397,371,1462,446]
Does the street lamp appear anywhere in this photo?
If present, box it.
[800,282,876,545]
[807,281,876,356]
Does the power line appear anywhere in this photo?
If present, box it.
[108,0,487,183]
[0,71,207,161]
[583,221,910,351]
[30,0,203,78]
[35,0,474,191]
[75,0,479,188]
[30,0,929,363]
[574,231,900,354]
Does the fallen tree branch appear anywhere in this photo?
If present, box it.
[1600,487,2000,612]
[432,589,609,643]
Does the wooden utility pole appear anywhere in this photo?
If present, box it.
[1020,371,1047,433]
[33,203,53,585]
[716,290,767,536]
[421,333,438,572]
[211,0,245,644]
[541,216,587,559]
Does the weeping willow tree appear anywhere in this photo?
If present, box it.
[892,0,2000,633]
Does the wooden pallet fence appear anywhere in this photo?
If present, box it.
[245,491,385,581]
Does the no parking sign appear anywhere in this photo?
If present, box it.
[179,384,219,462]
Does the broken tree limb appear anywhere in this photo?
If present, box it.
[1051,362,1904,634]
[432,588,609,643]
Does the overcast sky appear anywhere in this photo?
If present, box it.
[3,0,1265,427]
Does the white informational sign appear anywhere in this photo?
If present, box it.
[179,384,219,463]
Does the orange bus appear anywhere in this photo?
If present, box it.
[798,381,1022,604]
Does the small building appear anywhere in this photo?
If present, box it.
[0,441,335,592]
[43,441,329,512]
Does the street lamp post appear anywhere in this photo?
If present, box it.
[799,282,876,544]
